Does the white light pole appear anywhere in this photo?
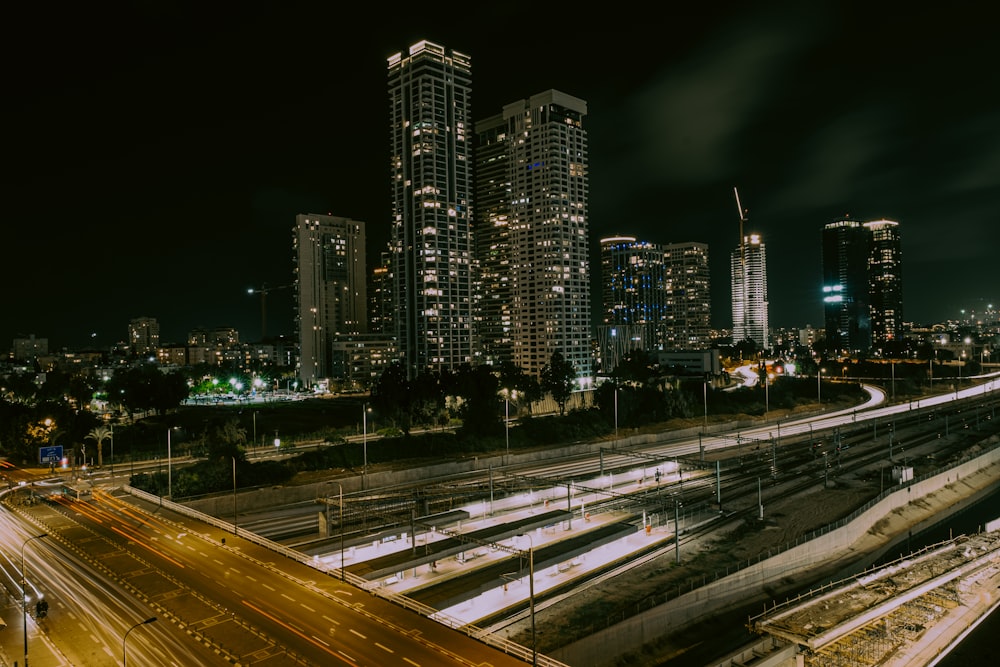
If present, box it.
[123,616,157,666]
[327,482,345,581]
[232,457,238,535]
[166,428,172,500]
[817,368,824,403]
[764,373,769,417]
[505,394,510,458]
[362,404,371,490]
[22,532,47,667]
[516,532,536,667]
[614,385,619,441]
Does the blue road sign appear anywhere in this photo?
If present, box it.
[39,445,63,464]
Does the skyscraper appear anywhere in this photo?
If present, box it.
[294,214,367,389]
[822,217,871,354]
[598,236,711,372]
[388,41,474,379]
[864,219,903,350]
[475,90,592,384]
[730,233,769,351]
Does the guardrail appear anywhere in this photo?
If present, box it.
[124,485,568,666]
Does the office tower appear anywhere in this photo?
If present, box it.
[599,236,663,370]
[822,217,871,353]
[388,40,474,379]
[864,219,903,350]
[598,237,711,372]
[730,233,769,350]
[475,90,592,384]
[128,317,160,356]
[294,214,367,389]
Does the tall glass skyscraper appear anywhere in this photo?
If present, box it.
[598,236,711,372]
[387,41,474,379]
[822,217,903,355]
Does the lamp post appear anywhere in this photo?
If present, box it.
[166,427,173,500]
[328,482,345,581]
[505,393,510,458]
[817,368,824,403]
[764,373,770,417]
[232,457,238,535]
[362,404,371,490]
[123,616,157,666]
[516,532,537,667]
[21,532,47,667]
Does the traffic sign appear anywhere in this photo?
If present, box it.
[39,445,63,464]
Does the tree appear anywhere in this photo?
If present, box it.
[86,425,112,467]
[541,351,577,416]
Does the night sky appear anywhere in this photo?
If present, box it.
[5,2,998,351]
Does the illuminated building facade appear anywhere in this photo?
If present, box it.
[475,90,592,384]
[822,216,903,355]
[598,236,710,372]
[730,233,769,350]
[864,219,903,350]
[294,214,367,389]
[387,40,474,379]
[128,317,160,356]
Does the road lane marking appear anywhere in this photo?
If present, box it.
[375,643,394,653]
[349,629,367,639]
[403,658,421,666]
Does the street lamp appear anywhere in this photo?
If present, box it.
[166,427,176,500]
[516,533,537,667]
[123,616,157,666]
[232,457,238,535]
[21,532,47,667]
[327,482,345,581]
[362,404,371,489]
[817,368,824,403]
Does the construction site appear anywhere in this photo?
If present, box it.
[748,521,1000,666]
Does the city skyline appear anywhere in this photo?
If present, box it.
[4,4,998,351]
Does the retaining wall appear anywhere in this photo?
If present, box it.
[553,442,1000,667]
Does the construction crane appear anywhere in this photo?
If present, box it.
[247,283,293,340]
[734,187,750,350]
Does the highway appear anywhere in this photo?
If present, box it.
[1,487,532,666]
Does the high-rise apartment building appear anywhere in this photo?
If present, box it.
[475,90,592,384]
[598,236,710,372]
[730,233,769,350]
[822,217,903,355]
[473,113,514,368]
[128,317,160,356]
[864,219,903,350]
[388,41,474,379]
[663,241,711,350]
[294,214,367,389]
